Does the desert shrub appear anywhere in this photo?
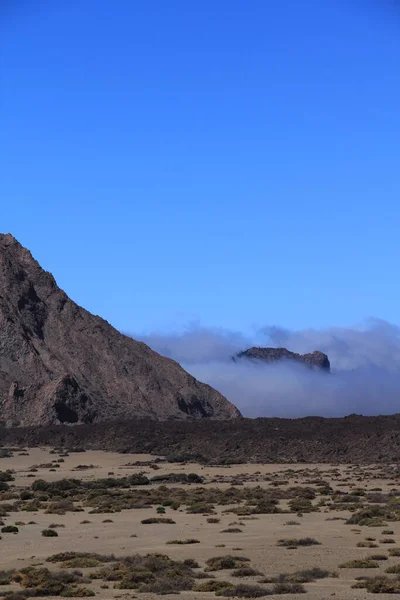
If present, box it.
[60,586,95,597]
[355,576,400,593]
[232,567,262,577]
[42,529,58,537]
[277,537,320,548]
[207,518,220,523]
[166,539,200,545]
[194,580,233,592]
[183,559,200,568]
[186,503,215,514]
[367,554,387,561]
[221,528,242,533]
[19,491,33,501]
[389,547,400,557]
[205,556,250,571]
[261,567,331,584]
[380,538,395,544]
[339,560,379,568]
[90,552,198,593]
[382,529,394,535]
[11,566,90,596]
[0,449,13,458]
[0,569,16,584]
[288,498,314,513]
[61,558,101,569]
[216,584,271,597]
[46,500,80,515]
[47,552,115,564]
[272,582,306,594]
[1,525,18,533]
[150,473,204,484]
[141,518,175,524]
[346,506,393,526]
[49,523,65,528]
[357,541,378,548]
[284,520,300,526]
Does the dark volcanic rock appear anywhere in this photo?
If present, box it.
[0,234,241,426]
[2,414,400,464]
[236,347,330,372]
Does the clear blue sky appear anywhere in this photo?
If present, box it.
[1,1,399,336]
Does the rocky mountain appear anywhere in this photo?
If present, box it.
[0,234,240,426]
[235,347,331,371]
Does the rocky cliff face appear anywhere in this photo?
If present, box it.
[0,234,241,426]
[235,347,331,371]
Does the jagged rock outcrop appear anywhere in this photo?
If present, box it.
[235,347,330,371]
[0,234,241,426]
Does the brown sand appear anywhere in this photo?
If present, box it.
[0,448,399,599]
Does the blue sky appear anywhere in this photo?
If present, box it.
[1,1,399,336]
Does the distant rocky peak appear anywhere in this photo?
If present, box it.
[235,347,330,372]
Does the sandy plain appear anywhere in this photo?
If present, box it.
[0,447,400,599]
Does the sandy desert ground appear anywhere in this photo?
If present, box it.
[1,447,400,599]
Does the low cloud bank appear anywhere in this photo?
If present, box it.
[136,319,400,417]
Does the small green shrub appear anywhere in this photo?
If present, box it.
[1,525,18,533]
[42,529,58,537]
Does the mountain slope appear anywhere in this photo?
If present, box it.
[0,234,240,426]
